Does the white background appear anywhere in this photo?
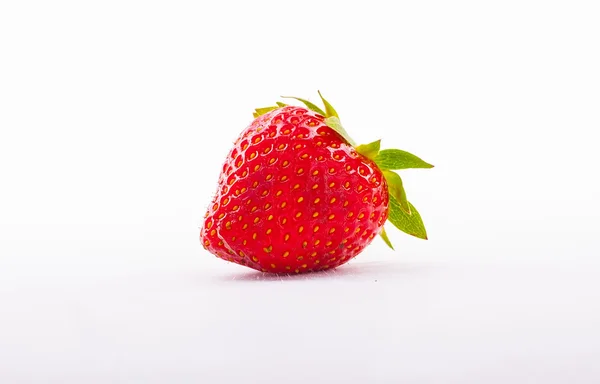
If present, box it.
[1,1,600,383]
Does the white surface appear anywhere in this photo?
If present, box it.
[1,0,600,383]
[2,260,600,383]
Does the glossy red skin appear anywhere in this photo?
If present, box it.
[200,106,389,273]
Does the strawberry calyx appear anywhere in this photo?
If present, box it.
[253,91,434,248]
[355,139,381,161]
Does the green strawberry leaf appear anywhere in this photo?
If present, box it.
[383,170,410,215]
[355,139,381,160]
[254,106,279,118]
[374,149,434,170]
[276,102,288,107]
[318,90,339,118]
[379,227,394,250]
[325,116,357,146]
[280,96,326,116]
[387,197,428,240]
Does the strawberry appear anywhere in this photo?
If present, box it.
[200,92,433,274]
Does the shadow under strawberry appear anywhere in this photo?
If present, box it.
[214,260,440,283]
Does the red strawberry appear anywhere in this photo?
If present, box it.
[200,92,433,274]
